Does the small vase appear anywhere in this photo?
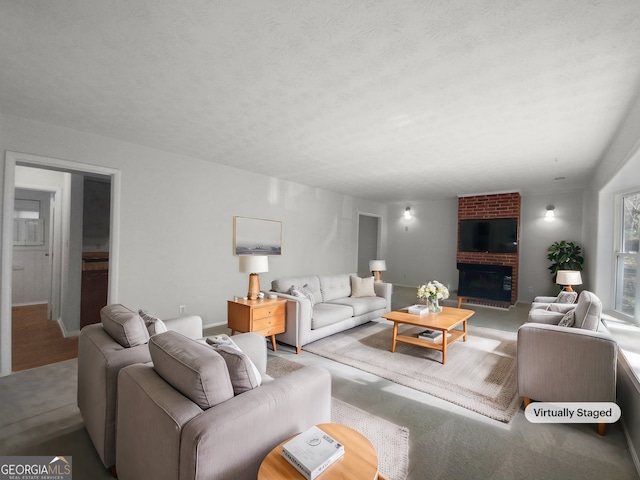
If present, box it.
[428,297,442,314]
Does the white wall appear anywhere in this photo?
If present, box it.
[385,194,586,303]
[589,90,640,309]
[0,114,386,340]
[518,190,585,302]
[385,200,458,290]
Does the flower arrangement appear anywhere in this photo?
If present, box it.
[417,280,449,301]
[417,280,449,313]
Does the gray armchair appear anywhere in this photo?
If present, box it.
[115,331,332,480]
[77,304,203,471]
[518,291,618,435]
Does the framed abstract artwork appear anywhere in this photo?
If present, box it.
[233,216,282,255]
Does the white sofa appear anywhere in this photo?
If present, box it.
[270,273,392,353]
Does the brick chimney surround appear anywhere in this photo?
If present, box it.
[456,192,521,305]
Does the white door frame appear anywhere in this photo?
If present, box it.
[1,151,121,376]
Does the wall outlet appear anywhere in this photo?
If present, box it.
[179,305,187,315]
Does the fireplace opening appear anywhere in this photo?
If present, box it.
[457,263,512,304]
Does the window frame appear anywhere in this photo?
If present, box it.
[614,188,640,322]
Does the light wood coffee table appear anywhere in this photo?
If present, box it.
[258,423,385,480]
[382,306,475,364]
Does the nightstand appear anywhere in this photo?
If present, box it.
[227,297,286,351]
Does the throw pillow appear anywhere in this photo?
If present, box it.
[289,284,316,308]
[206,335,262,388]
[350,275,376,298]
[206,336,262,395]
[558,309,575,327]
[139,309,168,336]
[557,291,578,304]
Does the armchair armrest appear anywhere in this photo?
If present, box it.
[164,315,203,340]
[179,365,332,480]
[527,309,564,324]
[533,295,558,303]
[517,323,617,402]
[77,324,152,468]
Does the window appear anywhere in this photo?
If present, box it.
[13,199,45,246]
[615,191,640,320]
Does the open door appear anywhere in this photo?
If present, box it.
[357,214,381,277]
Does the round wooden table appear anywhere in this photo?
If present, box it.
[258,423,381,480]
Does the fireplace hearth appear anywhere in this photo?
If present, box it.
[457,263,512,304]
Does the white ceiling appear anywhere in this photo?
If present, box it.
[1,1,640,203]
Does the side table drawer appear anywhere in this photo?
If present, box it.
[253,314,285,332]
[253,303,286,321]
[255,322,286,337]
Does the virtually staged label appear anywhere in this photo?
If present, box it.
[524,402,620,423]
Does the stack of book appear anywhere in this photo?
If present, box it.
[282,425,345,479]
[407,304,429,315]
[418,329,451,342]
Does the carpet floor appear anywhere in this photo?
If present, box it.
[303,322,520,422]
[267,356,410,480]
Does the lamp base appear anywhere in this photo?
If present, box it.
[372,271,381,282]
[563,286,574,292]
[247,273,261,300]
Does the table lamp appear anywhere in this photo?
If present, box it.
[369,260,387,282]
[556,270,582,292]
[239,255,269,300]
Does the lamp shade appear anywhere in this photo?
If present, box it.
[239,255,269,274]
[556,270,582,286]
[369,260,387,271]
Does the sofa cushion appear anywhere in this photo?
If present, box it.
[149,331,234,410]
[558,309,575,327]
[271,276,323,303]
[206,335,262,394]
[328,296,387,316]
[101,304,149,348]
[210,345,261,395]
[312,303,354,329]
[139,309,168,336]
[319,274,352,302]
[557,291,578,304]
[573,291,602,331]
[350,275,376,298]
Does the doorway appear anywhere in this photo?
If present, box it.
[1,151,121,376]
[357,214,381,277]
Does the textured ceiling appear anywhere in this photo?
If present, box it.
[1,1,640,202]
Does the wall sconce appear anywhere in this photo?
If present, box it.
[545,205,555,221]
[403,207,412,220]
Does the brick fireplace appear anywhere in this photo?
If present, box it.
[456,192,520,305]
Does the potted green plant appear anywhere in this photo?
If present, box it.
[547,241,584,280]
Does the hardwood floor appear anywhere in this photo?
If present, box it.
[12,304,78,372]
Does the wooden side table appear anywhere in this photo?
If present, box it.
[258,423,382,480]
[227,298,286,351]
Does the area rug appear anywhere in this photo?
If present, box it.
[303,322,520,423]
[267,357,410,480]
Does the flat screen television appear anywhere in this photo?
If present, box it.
[459,218,518,253]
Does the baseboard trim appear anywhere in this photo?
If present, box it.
[56,318,79,338]
[622,419,640,478]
